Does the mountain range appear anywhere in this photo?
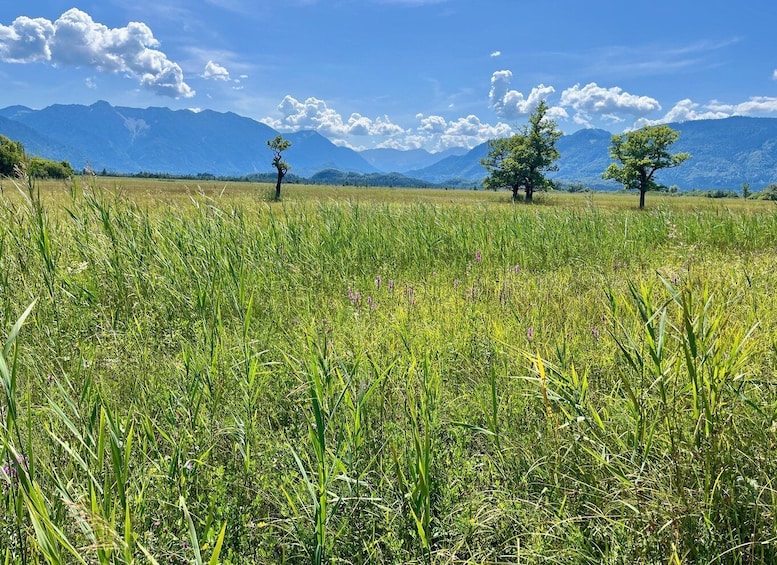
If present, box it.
[1,100,777,190]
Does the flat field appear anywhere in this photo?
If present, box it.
[1,177,777,563]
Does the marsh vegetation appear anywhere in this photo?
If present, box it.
[1,178,776,563]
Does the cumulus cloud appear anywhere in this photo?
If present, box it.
[489,70,558,119]
[264,95,406,140]
[265,94,515,151]
[413,113,513,150]
[418,114,447,134]
[490,51,501,58]
[560,83,660,121]
[705,96,777,116]
[202,60,230,81]
[661,99,729,122]
[0,8,194,98]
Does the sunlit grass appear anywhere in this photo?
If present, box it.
[1,176,776,563]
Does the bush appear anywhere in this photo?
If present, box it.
[28,157,75,179]
[755,183,777,201]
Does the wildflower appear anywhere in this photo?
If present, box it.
[453,279,460,288]
[591,327,600,340]
[406,285,415,305]
[511,264,521,274]
[1,454,27,488]
[475,251,482,263]
[375,275,382,290]
[527,327,534,342]
[347,287,361,306]
[388,279,395,291]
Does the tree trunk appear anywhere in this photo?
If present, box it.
[512,186,519,201]
[525,186,533,202]
[275,170,284,200]
[639,171,647,209]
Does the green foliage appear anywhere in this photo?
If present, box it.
[28,157,75,180]
[0,135,26,176]
[481,100,561,201]
[603,124,691,208]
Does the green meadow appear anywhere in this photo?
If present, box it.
[1,177,777,563]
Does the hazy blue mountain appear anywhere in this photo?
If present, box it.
[407,143,491,183]
[659,117,777,189]
[0,105,34,119]
[359,146,467,173]
[0,101,374,176]
[554,128,619,189]
[0,115,90,167]
[284,130,377,176]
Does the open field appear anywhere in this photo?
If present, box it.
[2,176,777,563]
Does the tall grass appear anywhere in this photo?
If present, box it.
[0,178,776,562]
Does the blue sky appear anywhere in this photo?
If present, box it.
[1,0,777,152]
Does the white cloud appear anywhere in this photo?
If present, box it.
[265,95,514,151]
[490,51,501,58]
[545,105,570,121]
[572,113,592,127]
[264,95,406,140]
[0,16,54,63]
[662,99,729,122]
[705,96,777,116]
[202,60,230,81]
[414,113,513,150]
[489,70,559,119]
[560,82,661,119]
[418,114,447,134]
[0,8,194,98]
[633,98,733,128]
[85,76,97,89]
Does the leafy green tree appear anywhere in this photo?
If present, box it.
[603,125,690,209]
[481,101,561,202]
[267,135,292,200]
[0,135,26,176]
[741,182,751,199]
